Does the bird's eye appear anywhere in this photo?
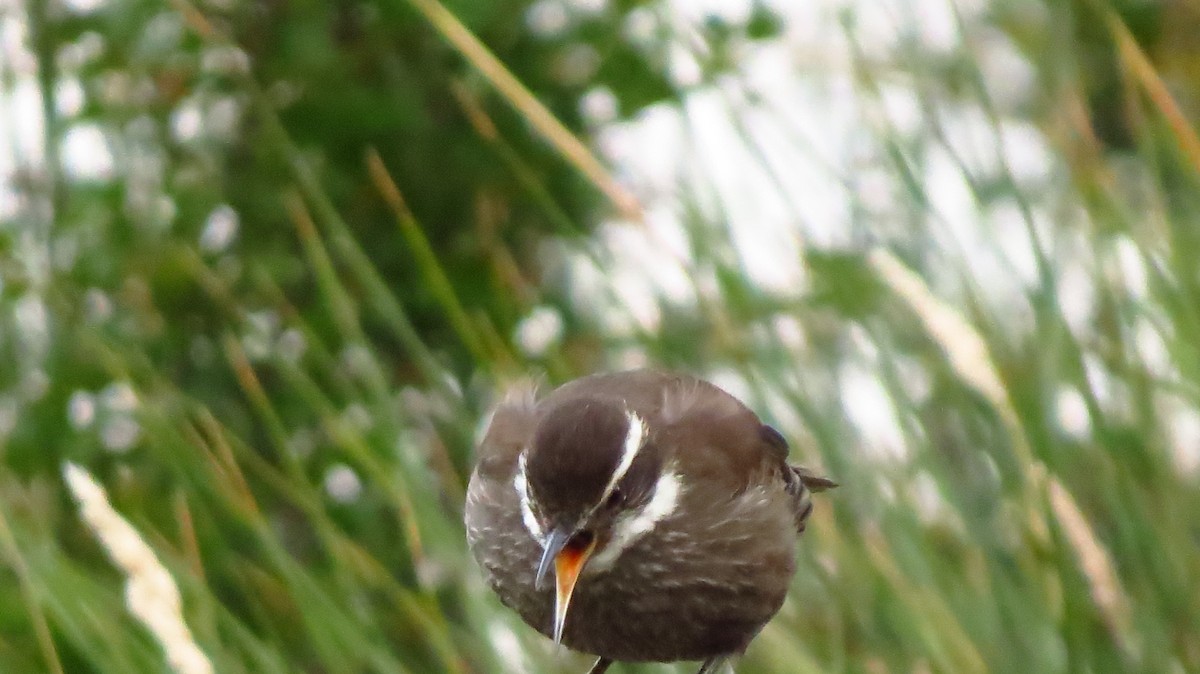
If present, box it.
[605,488,625,509]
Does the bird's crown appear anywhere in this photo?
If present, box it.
[526,398,644,520]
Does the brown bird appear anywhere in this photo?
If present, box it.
[464,370,835,673]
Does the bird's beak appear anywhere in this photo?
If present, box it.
[535,526,596,645]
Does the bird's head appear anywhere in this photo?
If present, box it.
[517,396,672,644]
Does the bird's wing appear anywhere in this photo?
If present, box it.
[639,372,778,493]
[654,372,838,530]
[759,416,838,531]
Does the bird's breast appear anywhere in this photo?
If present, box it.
[466,470,799,663]
[570,483,797,660]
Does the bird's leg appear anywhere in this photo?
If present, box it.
[695,656,731,674]
[586,657,614,674]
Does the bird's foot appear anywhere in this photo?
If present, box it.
[582,655,728,673]
[696,656,731,674]
[586,656,613,674]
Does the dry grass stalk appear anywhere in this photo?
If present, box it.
[1048,478,1132,646]
[868,249,1050,541]
[63,463,214,674]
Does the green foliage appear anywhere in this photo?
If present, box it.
[3,1,1200,673]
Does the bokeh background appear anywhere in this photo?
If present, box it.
[3,0,1200,672]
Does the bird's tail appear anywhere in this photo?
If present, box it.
[784,465,838,533]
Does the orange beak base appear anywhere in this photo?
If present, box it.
[551,536,596,644]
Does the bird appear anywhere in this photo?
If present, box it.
[464,369,835,674]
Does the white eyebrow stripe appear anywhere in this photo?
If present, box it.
[514,451,545,545]
[600,411,646,503]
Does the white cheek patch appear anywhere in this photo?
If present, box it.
[589,468,682,571]
[514,451,545,545]
[599,411,646,504]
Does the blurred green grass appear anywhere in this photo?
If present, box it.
[3,1,1200,673]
